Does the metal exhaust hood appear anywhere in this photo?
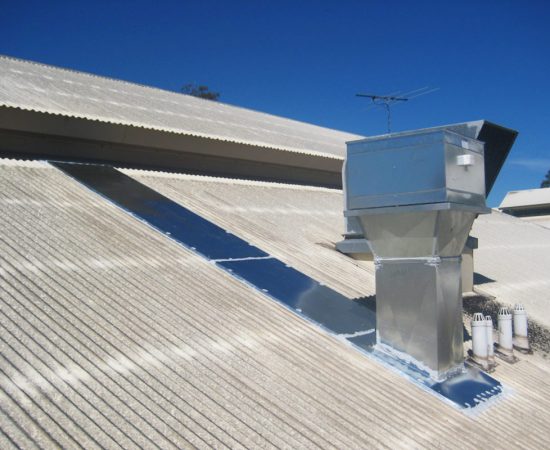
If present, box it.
[341,120,518,243]
[343,125,510,379]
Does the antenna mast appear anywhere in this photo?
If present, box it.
[356,93,408,133]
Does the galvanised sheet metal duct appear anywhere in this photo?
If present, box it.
[342,120,518,241]
[344,128,490,379]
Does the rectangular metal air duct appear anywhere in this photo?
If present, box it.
[344,128,490,379]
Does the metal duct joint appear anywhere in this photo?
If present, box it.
[344,127,493,379]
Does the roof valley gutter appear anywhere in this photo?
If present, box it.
[50,161,504,411]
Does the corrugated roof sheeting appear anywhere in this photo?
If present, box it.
[1,163,383,449]
[0,161,550,448]
[129,169,550,329]
[2,161,550,449]
[124,168,376,300]
[0,56,361,158]
[471,210,550,328]
[521,215,550,228]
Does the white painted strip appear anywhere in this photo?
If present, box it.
[338,328,376,339]
[212,255,274,263]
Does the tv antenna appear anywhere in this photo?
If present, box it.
[356,93,407,133]
[356,87,439,133]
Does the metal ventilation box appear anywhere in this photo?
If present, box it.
[344,128,490,379]
[345,129,486,211]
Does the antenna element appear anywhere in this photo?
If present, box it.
[356,93,408,133]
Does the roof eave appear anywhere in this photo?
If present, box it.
[0,106,345,188]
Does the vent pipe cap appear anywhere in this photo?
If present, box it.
[472,312,486,324]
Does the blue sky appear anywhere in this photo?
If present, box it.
[2,0,549,206]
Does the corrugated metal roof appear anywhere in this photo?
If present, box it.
[499,187,550,209]
[0,55,361,159]
[126,168,550,330]
[3,160,550,448]
[469,210,550,327]
[122,167,375,300]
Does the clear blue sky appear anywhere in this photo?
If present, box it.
[2,0,549,206]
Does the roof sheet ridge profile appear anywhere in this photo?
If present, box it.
[0,157,52,168]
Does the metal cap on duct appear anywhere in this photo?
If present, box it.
[343,126,504,379]
[341,120,518,241]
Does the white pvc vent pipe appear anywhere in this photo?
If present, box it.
[513,303,529,350]
[485,315,495,361]
[498,307,513,353]
[471,313,488,363]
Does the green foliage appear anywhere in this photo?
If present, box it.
[181,83,220,101]
[542,169,550,188]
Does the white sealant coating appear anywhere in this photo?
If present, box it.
[338,329,376,339]
[372,341,462,383]
[211,255,274,263]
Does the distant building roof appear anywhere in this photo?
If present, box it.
[500,187,550,210]
[499,187,550,229]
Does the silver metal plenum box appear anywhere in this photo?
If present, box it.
[345,129,486,211]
